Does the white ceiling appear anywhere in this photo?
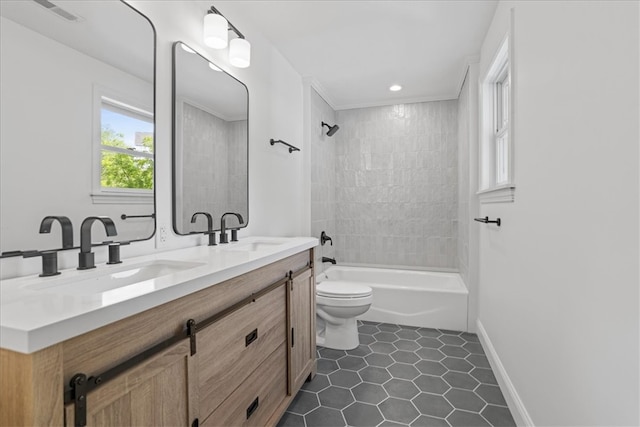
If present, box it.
[217,0,498,110]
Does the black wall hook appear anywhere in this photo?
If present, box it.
[474,217,501,226]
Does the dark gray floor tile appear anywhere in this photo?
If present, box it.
[379,398,420,424]
[302,373,330,392]
[329,369,361,388]
[475,384,507,406]
[470,368,498,385]
[463,342,485,355]
[410,415,450,427]
[417,328,441,338]
[359,324,380,335]
[378,323,402,332]
[347,344,373,357]
[388,363,420,380]
[343,402,384,427]
[318,386,354,410]
[444,388,486,412]
[371,342,398,354]
[395,339,421,351]
[360,333,377,345]
[375,331,399,342]
[364,351,393,367]
[447,410,490,427]
[360,366,392,384]
[416,347,446,361]
[352,382,388,404]
[384,378,420,399]
[481,405,516,427]
[442,372,480,390]
[414,375,451,394]
[338,355,367,371]
[440,345,470,358]
[391,350,420,364]
[460,332,480,343]
[417,337,443,348]
[317,358,340,374]
[466,354,490,369]
[412,393,454,418]
[415,360,447,376]
[288,390,320,415]
[438,329,462,336]
[319,348,347,360]
[441,357,473,373]
[439,335,465,346]
[305,406,346,427]
[277,412,305,427]
[380,421,410,427]
[396,329,420,340]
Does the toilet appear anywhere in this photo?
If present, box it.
[315,280,373,350]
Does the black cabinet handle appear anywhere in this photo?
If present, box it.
[245,328,258,347]
[246,397,259,419]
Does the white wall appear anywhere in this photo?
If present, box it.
[0,1,307,278]
[476,2,639,425]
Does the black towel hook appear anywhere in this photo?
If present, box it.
[474,217,501,226]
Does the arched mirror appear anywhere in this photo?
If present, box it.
[172,41,249,235]
[0,0,156,253]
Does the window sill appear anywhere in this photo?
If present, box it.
[477,185,515,204]
[91,192,153,205]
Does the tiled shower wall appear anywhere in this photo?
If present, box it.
[310,89,337,269]
[457,76,470,284]
[334,101,459,269]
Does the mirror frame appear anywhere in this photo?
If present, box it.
[171,41,249,236]
[0,0,157,256]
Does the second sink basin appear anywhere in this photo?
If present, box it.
[225,239,288,252]
[21,260,205,296]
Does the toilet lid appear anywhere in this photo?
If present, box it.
[317,281,372,298]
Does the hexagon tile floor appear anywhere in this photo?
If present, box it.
[278,321,516,427]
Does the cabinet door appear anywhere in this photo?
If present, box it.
[288,267,316,393]
[65,340,197,427]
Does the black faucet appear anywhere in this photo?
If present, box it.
[191,212,216,246]
[219,212,244,244]
[78,216,117,270]
[39,216,74,249]
[322,257,337,265]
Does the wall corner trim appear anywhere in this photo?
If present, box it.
[476,319,535,427]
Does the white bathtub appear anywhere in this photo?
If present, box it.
[318,266,468,331]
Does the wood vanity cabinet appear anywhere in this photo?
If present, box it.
[0,249,316,427]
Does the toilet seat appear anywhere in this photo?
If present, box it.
[316,281,372,298]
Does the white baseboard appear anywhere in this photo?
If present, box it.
[476,320,535,427]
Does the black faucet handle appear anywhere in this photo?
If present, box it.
[320,231,333,246]
[23,250,61,277]
[107,243,123,265]
[219,230,229,244]
[230,229,239,242]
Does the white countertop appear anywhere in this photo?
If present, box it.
[0,236,318,354]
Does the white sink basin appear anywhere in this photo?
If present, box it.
[21,260,205,296]
[225,239,288,252]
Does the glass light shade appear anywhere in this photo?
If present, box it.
[203,13,228,49]
[229,38,251,68]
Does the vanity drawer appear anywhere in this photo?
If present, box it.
[198,283,286,417]
[202,343,287,427]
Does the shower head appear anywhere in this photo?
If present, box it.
[322,121,340,137]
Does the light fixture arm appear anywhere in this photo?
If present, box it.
[207,5,245,40]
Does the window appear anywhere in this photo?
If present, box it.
[479,36,514,203]
[92,89,154,204]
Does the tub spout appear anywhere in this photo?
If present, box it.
[322,257,336,265]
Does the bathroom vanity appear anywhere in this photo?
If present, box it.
[0,237,317,427]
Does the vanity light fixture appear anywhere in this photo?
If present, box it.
[389,84,402,92]
[204,5,251,68]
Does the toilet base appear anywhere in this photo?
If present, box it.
[316,316,360,350]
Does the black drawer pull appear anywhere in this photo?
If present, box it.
[246,396,259,419]
[245,328,258,347]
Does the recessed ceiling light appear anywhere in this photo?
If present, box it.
[389,84,402,92]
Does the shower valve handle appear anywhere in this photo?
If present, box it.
[320,231,333,246]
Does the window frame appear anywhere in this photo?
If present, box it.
[92,86,154,204]
[478,35,515,203]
